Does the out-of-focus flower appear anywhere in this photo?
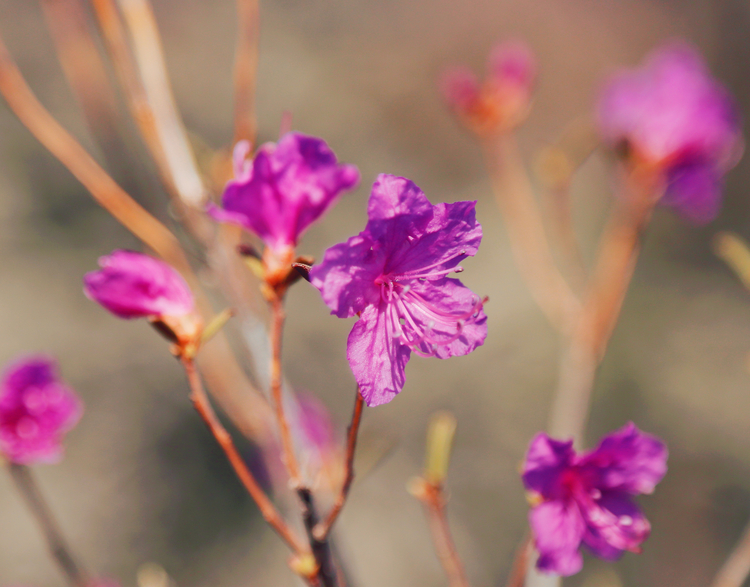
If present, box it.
[522,423,668,576]
[209,132,360,284]
[84,250,200,345]
[310,174,487,407]
[0,356,82,464]
[441,40,536,136]
[294,393,343,490]
[597,42,743,223]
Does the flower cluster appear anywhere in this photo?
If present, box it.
[442,40,536,135]
[522,423,668,575]
[597,43,743,223]
[209,132,360,283]
[0,356,82,464]
[311,174,487,406]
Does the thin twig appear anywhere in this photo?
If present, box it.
[299,488,340,587]
[117,0,205,206]
[89,0,177,196]
[269,295,301,485]
[548,171,658,443]
[417,482,470,587]
[710,517,750,587]
[0,31,189,276]
[8,464,91,587]
[483,134,581,332]
[233,0,260,145]
[181,357,307,555]
[505,535,532,587]
[314,389,364,541]
[39,0,139,185]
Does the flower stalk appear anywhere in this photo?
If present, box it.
[410,412,469,587]
[8,463,91,587]
[180,357,308,555]
[314,389,365,541]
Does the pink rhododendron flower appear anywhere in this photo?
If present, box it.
[310,174,487,407]
[522,423,668,576]
[84,250,200,344]
[597,42,743,223]
[0,356,82,464]
[209,132,360,281]
[441,40,536,135]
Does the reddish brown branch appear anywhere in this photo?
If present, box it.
[548,171,659,443]
[416,481,470,587]
[314,389,364,541]
[181,358,307,555]
[233,0,260,145]
[0,30,190,277]
[8,464,91,587]
[483,134,581,333]
[269,295,301,485]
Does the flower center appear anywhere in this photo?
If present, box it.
[375,266,485,358]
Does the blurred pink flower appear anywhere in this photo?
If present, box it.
[0,356,82,464]
[84,250,200,345]
[310,174,487,407]
[522,423,668,576]
[209,132,360,282]
[441,40,536,135]
[597,42,743,223]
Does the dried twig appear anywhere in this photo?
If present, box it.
[8,464,91,587]
[314,389,365,541]
[233,0,260,145]
[181,358,307,555]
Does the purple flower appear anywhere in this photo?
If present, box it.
[209,132,360,281]
[597,42,743,223]
[84,250,200,344]
[310,174,487,407]
[441,40,536,135]
[522,423,668,576]
[0,356,82,464]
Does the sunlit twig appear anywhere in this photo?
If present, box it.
[233,0,260,145]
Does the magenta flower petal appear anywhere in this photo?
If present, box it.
[346,304,411,407]
[522,433,576,497]
[311,174,487,406]
[579,422,668,495]
[441,40,536,135]
[84,250,194,319]
[597,42,742,223]
[581,491,650,554]
[311,234,383,319]
[522,423,667,576]
[403,278,487,360]
[440,67,480,112]
[213,132,360,253]
[0,356,82,464]
[530,500,585,576]
[488,40,536,90]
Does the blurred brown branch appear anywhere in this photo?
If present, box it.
[233,0,260,146]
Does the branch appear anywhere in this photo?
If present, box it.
[482,134,581,333]
[181,358,308,555]
[711,517,750,587]
[8,464,91,587]
[233,0,260,145]
[314,389,364,541]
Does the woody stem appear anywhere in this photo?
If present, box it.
[8,463,90,587]
[181,357,307,555]
[314,388,365,541]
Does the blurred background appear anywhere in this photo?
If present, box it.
[1,0,750,585]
